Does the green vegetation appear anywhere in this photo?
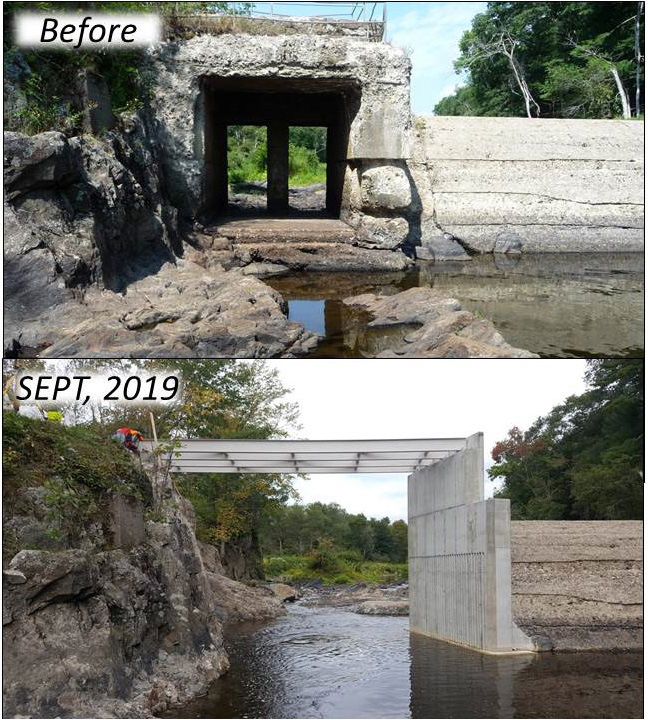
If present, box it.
[3,2,251,134]
[260,501,408,585]
[11,359,301,578]
[435,2,644,119]
[264,553,408,586]
[490,360,643,520]
[260,501,408,562]
[3,411,152,560]
[228,126,327,188]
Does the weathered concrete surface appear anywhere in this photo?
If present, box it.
[511,521,643,651]
[409,116,644,255]
[149,34,412,217]
[344,287,538,358]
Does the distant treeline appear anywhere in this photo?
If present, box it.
[260,501,408,564]
[227,125,327,187]
[490,360,643,520]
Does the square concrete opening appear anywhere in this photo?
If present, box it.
[200,76,360,220]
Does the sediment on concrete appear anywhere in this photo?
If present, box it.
[409,116,644,256]
[511,520,643,651]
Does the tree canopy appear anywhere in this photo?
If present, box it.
[260,501,408,563]
[435,2,644,119]
[490,360,643,520]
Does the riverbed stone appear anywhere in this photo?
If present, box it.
[355,600,409,616]
[268,583,298,602]
[353,215,410,250]
[3,569,26,585]
[344,287,537,358]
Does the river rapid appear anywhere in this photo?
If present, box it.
[164,604,643,719]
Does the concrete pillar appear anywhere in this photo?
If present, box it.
[408,432,533,654]
[267,123,289,214]
[326,122,346,216]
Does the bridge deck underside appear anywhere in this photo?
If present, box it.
[142,438,468,474]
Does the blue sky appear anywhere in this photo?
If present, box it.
[251,2,487,113]
[385,2,487,113]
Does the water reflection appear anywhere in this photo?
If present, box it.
[162,605,643,719]
[268,253,644,358]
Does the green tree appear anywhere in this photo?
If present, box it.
[435,2,644,118]
[490,360,643,520]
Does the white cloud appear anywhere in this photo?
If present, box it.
[386,2,486,113]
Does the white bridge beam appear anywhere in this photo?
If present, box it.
[141,438,468,475]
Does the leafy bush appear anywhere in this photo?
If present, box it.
[3,412,153,507]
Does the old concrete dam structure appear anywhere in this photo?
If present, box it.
[147,17,644,257]
[4,10,644,358]
[145,436,643,654]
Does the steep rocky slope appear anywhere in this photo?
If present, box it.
[2,415,283,718]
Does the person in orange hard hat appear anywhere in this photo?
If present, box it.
[112,427,144,454]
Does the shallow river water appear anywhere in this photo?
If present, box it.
[266,253,644,358]
[166,605,643,719]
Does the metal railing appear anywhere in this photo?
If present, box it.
[250,2,385,23]
[165,2,386,42]
[242,2,386,41]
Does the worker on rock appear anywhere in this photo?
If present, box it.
[112,427,144,454]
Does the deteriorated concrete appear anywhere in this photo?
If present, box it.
[409,116,644,256]
[511,520,643,651]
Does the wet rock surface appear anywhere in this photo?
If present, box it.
[344,287,538,358]
[299,583,409,615]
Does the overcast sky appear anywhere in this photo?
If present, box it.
[267,359,589,521]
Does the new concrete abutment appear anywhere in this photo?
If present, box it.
[408,433,533,653]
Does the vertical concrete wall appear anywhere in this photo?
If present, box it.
[408,433,532,653]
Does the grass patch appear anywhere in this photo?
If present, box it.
[3,413,153,559]
[264,552,408,586]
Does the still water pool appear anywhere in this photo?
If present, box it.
[165,605,643,719]
[266,253,644,358]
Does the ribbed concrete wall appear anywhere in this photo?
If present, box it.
[409,116,644,255]
[408,433,532,653]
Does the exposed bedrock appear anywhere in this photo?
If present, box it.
[409,116,644,258]
[343,287,538,358]
[4,115,180,295]
[2,472,284,719]
[8,248,319,359]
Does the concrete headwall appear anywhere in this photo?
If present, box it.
[148,34,411,217]
[409,116,644,256]
[408,433,532,653]
[511,520,643,651]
